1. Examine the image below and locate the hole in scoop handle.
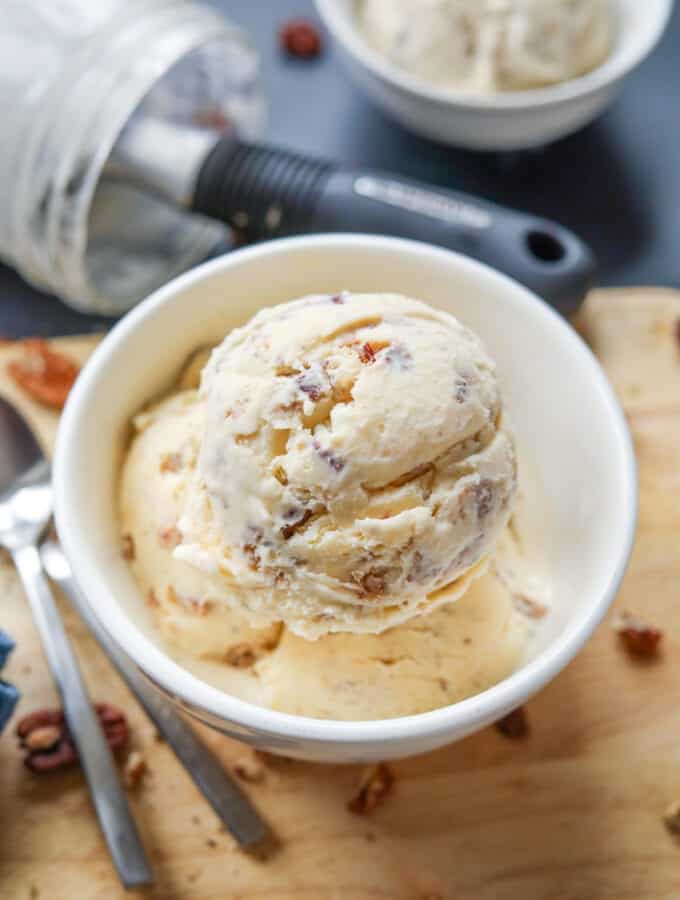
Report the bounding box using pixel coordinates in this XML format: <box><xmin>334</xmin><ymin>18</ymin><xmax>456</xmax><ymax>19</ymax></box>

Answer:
<box><xmin>192</xmin><ymin>137</ymin><xmax>595</xmax><ymax>317</ymax></box>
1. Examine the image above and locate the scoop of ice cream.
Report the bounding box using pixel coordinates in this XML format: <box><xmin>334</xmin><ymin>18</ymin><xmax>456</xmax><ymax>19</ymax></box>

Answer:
<box><xmin>357</xmin><ymin>0</ymin><xmax>612</xmax><ymax>93</ymax></box>
<box><xmin>176</xmin><ymin>292</ymin><xmax>517</xmax><ymax>638</ymax></box>
<box><xmin>255</xmin><ymin>573</ymin><xmax>527</xmax><ymax>719</ymax></box>
<box><xmin>119</xmin><ymin>392</ymin><xmax>280</xmax><ymax>664</ymax></box>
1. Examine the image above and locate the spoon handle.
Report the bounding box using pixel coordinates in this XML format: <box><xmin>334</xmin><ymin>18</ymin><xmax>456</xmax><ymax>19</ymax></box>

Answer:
<box><xmin>41</xmin><ymin>541</ymin><xmax>270</xmax><ymax>850</ymax></box>
<box><xmin>12</xmin><ymin>544</ymin><xmax>153</xmax><ymax>890</ymax></box>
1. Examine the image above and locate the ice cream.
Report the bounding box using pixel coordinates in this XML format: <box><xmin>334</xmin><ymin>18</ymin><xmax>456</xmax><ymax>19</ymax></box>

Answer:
<box><xmin>119</xmin><ymin>391</ymin><xmax>281</xmax><ymax>669</ymax></box>
<box><xmin>119</xmin><ymin>291</ymin><xmax>551</xmax><ymax>719</ymax></box>
<box><xmin>176</xmin><ymin>293</ymin><xmax>517</xmax><ymax>638</ymax></box>
<box><xmin>255</xmin><ymin>573</ymin><xmax>527</xmax><ymax>719</ymax></box>
<box><xmin>118</xmin><ymin>387</ymin><xmax>534</xmax><ymax>717</ymax></box>
<box><xmin>356</xmin><ymin>0</ymin><xmax>612</xmax><ymax>94</ymax></box>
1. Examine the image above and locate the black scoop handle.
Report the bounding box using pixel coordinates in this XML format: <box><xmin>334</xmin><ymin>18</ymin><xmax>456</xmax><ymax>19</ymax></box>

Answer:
<box><xmin>193</xmin><ymin>136</ymin><xmax>594</xmax><ymax>317</ymax></box>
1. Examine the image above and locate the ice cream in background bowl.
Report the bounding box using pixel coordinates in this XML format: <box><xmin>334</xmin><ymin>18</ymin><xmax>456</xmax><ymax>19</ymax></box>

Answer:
<box><xmin>55</xmin><ymin>236</ymin><xmax>636</xmax><ymax>761</ymax></box>
<box><xmin>356</xmin><ymin>0</ymin><xmax>613</xmax><ymax>94</ymax></box>
<box><xmin>314</xmin><ymin>0</ymin><xmax>673</xmax><ymax>149</ymax></box>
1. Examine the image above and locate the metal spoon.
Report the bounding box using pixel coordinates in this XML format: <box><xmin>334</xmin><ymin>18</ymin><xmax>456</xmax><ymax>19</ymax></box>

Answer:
<box><xmin>40</xmin><ymin>538</ymin><xmax>270</xmax><ymax>851</ymax></box>
<box><xmin>0</xmin><ymin>398</ymin><xmax>152</xmax><ymax>889</ymax></box>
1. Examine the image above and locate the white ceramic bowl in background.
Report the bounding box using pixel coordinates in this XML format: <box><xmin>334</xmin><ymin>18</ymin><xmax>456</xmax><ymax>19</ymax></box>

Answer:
<box><xmin>55</xmin><ymin>235</ymin><xmax>636</xmax><ymax>762</ymax></box>
<box><xmin>314</xmin><ymin>0</ymin><xmax>673</xmax><ymax>150</ymax></box>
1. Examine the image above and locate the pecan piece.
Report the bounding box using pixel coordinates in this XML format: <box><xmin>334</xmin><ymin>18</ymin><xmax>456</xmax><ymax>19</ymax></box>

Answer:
<box><xmin>225</xmin><ymin>643</ymin><xmax>256</xmax><ymax>668</ymax></box>
<box><xmin>120</xmin><ymin>532</ymin><xmax>135</xmax><ymax>561</ymax></box>
<box><xmin>348</xmin><ymin>763</ymin><xmax>394</xmax><ymax>815</ymax></box>
<box><xmin>160</xmin><ymin>452</ymin><xmax>183</xmax><ymax>474</ymax></box>
<box><xmin>17</xmin><ymin>704</ymin><xmax>128</xmax><ymax>773</ymax></box>
<box><xmin>614</xmin><ymin>611</ymin><xmax>663</xmax><ymax>658</ymax></box>
<box><xmin>663</xmin><ymin>801</ymin><xmax>680</xmax><ymax>837</ymax></box>
<box><xmin>123</xmin><ymin>750</ymin><xmax>148</xmax><ymax>789</ymax></box>
<box><xmin>495</xmin><ymin>706</ymin><xmax>529</xmax><ymax>739</ymax></box>
<box><xmin>357</xmin><ymin>340</ymin><xmax>390</xmax><ymax>365</ymax></box>
<box><xmin>313</xmin><ymin>439</ymin><xmax>344</xmax><ymax>473</ymax></box>
<box><xmin>233</xmin><ymin>753</ymin><xmax>265</xmax><ymax>783</ymax></box>
<box><xmin>280</xmin><ymin>19</ymin><xmax>323</xmax><ymax>59</ymax></box>
<box><xmin>280</xmin><ymin>507</ymin><xmax>316</xmax><ymax>540</ymax></box>
<box><xmin>7</xmin><ymin>339</ymin><xmax>79</xmax><ymax>409</ymax></box>
<box><xmin>513</xmin><ymin>593</ymin><xmax>548</xmax><ymax>620</ymax></box>
<box><xmin>159</xmin><ymin>525</ymin><xmax>182</xmax><ymax>549</ymax></box>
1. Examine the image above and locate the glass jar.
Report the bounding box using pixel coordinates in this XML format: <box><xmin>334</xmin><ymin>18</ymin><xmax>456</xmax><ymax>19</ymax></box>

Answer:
<box><xmin>0</xmin><ymin>0</ymin><xmax>266</xmax><ymax>313</ymax></box>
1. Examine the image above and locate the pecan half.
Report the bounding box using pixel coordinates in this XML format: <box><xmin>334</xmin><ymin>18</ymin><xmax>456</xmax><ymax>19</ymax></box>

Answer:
<box><xmin>347</xmin><ymin>763</ymin><xmax>394</xmax><ymax>815</ymax></box>
<box><xmin>17</xmin><ymin>704</ymin><xmax>128</xmax><ymax>773</ymax></box>
<box><xmin>7</xmin><ymin>339</ymin><xmax>79</xmax><ymax>410</ymax></box>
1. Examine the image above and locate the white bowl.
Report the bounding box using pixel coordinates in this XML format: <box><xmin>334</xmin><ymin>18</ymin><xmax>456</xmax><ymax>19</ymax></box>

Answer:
<box><xmin>315</xmin><ymin>0</ymin><xmax>673</xmax><ymax>150</ymax></box>
<box><xmin>55</xmin><ymin>235</ymin><xmax>636</xmax><ymax>762</ymax></box>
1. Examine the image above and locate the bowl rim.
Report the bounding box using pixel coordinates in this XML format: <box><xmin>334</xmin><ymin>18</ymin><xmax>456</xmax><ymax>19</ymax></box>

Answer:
<box><xmin>55</xmin><ymin>234</ymin><xmax>637</xmax><ymax>747</ymax></box>
<box><xmin>314</xmin><ymin>0</ymin><xmax>674</xmax><ymax>112</ymax></box>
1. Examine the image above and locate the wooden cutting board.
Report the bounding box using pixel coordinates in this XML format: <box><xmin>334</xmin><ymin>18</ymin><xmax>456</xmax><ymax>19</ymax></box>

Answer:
<box><xmin>2</xmin><ymin>288</ymin><xmax>680</xmax><ymax>900</ymax></box>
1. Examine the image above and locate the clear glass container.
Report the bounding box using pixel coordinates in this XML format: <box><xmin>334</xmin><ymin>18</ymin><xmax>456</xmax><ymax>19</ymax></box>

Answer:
<box><xmin>0</xmin><ymin>0</ymin><xmax>266</xmax><ymax>313</ymax></box>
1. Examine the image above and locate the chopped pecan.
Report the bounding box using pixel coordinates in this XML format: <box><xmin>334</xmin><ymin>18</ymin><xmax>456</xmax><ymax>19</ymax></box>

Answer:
<box><xmin>273</xmin><ymin>464</ymin><xmax>289</xmax><ymax>486</ymax></box>
<box><xmin>330</xmin><ymin>293</ymin><xmax>345</xmax><ymax>305</ymax></box>
<box><xmin>233</xmin><ymin>753</ymin><xmax>265</xmax><ymax>783</ymax></box>
<box><xmin>123</xmin><ymin>750</ymin><xmax>148</xmax><ymax>789</ymax></box>
<box><xmin>159</xmin><ymin>525</ymin><xmax>182</xmax><ymax>549</ymax></box>
<box><xmin>121</xmin><ymin>532</ymin><xmax>136</xmax><ymax>561</ymax></box>
<box><xmin>243</xmin><ymin>543</ymin><xmax>261</xmax><ymax>570</ymax></box>
<box><xmin>17</xmin><ymin>704</ymin><xmax>128</xmax><ymax>773</ymax></box>
<box><xmin>513</xmin><ymin>593</ymin><xmax>548</xmax><ymax>620</ymax></box>
<box><xmin>296</xmin><ymin>371</ymin><xmax>325</xmax><ymax>401</ymax></box>
<box><xmin>359</xmin><ymin>569</ymin><xmax>388</xmax><ymax>596</ymax></box>
<box><xmin>7</xmin><ymin>339</ymin><xmax>79</xmax><ymax>409</ymax></box>
<box><xmin>663</xmin><ymin>801</ymin><xmax>680</xmax><ymax>837</ymax></box>
<box><xmin>614</xmin><ymin>611</ymin><xmax>662</xmax><ymax>658</ymax></box>
<box><xmin>357</xmin><ymin>340</ymin><xmax>390</xmax><ymax>365</ymax></box>
<box><xmin>160</xmin><ymin>452</ymin><xmax>183</xmax><ymax>474</ymax></box>
<box><xmin>146</xmin><ymin>588</ymin><xmax>160</xmax><ymax>608</ymax></box>
<box><xmin>313</xmin><ymin>439</ymin><xmax>345</xmax><ymax>473</ymax></box>
<box><xmin>280</xmin><ymin>507</ymin><xmax>317</xmax><ymax>540</ymax></box>
<box><xmin>275</xmin><ymin>363</ymin><xmax>301</xmax><ymax>377</ymax></box>
<box><xmin>347</xmin><ymin>763</ymin><xmax>394</xmax><ymax>815</ymax></box>
<box><xmin>225</xmin><ymin>643</ymin><xmax>256</xmax><ymax>668</ymax></box>
<box><xmin>475</xmin><ymin>480</ymin><xmax>495</xmax><ymax>519</ymax></box>
<box><xmin>280</xmin><ymin>19</ymin><xmax>323</xmax><ymax>59</ymax></box>
<box><xmin>495</xmin><ymin>706</ymin><xmax>529</xmax><ymax>739</ymax></box>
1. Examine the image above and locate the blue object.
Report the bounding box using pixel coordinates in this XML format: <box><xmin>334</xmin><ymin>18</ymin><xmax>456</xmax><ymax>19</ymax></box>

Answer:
<box><xmin>0</xmin><ymin>630</ymin><xmax>19</xmax><ymax>732</ymax></box>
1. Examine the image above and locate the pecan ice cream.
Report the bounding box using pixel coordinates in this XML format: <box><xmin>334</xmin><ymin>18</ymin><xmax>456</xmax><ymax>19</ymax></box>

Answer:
<box><xmin>119</xmin><ymin>291</ymin><xmax>551</xmax><ymax>719</ymax></box>
<box><xmin>175</xmin><ymin>293</ymin><xmax>517</xmax><ymax>638</ymax></box>
<box><xmin>119</xmin><ymin>392</ymin><xmax>281</xmax><ymax>669</ymax></box>
<box><xmin>356</xmin><ymin>0</ymin><xmax>612</xmax><ymax>94</ymax></box>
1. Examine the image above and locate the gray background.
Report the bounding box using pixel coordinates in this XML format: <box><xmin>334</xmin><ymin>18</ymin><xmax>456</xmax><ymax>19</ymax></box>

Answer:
<box><xmin>1</xmin><ymin>0</ymin><xmax>678</xmax><ymax>336</ymax></box>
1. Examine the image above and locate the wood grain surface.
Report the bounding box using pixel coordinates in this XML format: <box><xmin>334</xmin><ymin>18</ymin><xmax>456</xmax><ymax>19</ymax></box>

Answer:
<box><xmin>2</xmin><ymin>289</ymin><xmax>680</xmax><ymax>900</ymax></box>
